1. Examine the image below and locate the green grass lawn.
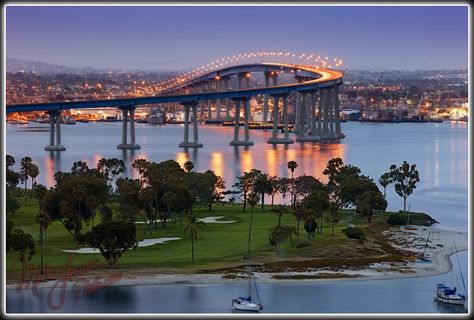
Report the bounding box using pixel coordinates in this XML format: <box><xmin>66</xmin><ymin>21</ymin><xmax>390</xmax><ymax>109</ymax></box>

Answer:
<box><xmin>8</xmin><ymin>197</ymin><xmax>413</xmax><ymax>276</ymax></box>
<box><xmin>6</xmin><ymin>198</ymin><xmax>360</xmax><ymax>272</ymax></box>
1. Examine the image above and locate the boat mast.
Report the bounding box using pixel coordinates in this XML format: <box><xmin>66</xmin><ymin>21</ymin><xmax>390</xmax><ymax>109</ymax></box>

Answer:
<box><xmin>453</xmin><ymin>242</ymin><xmax>467</xmax><ymax>296</ymax></box>
<box><xmin>421</xmin><ymin>231</ymin><xmax>431</xmax><ymax>257</ymax></box>
<box><xmin>253</xmin><ymin>274</ymin><xmax>262</xmax><ymax>305</ymax></box>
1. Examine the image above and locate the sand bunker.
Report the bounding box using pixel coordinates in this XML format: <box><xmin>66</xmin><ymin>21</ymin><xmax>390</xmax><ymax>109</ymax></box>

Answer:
<box><xmin>198</xmin><ymin>216</ymin><xmax>235</xmax><ymax>224</ymax></box>
<box><xmin>61</xmin><ymin>237</ymin><xmax>181</xmax><ymax>254</ymax></box>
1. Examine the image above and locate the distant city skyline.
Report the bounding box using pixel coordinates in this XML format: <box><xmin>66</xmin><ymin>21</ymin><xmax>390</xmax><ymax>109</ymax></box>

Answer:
<box><xmin>6</xmin><ymin>5</ymin><xmax>469</xmax><ymax>71</ymax></box>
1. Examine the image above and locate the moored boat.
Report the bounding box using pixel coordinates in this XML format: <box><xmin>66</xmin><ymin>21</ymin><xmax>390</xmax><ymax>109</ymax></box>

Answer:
<box><xmin>435</xmin><ymin>284</ymin><xmax>466</xmax><ymax>305</ymax></box>
<box><xmin>231</xmin><ymin>272</ymin><xmax>263</xmax><ymax>312</ymax></box>
<box><xmin>434</xmin><ymin>242</ymin><xmax>467</xmax><ymax>306</ymax></box>
<box><xmin>232</xmin><ymin>297</ymin><xmax>263</xmax><ymax>312</ymax></box>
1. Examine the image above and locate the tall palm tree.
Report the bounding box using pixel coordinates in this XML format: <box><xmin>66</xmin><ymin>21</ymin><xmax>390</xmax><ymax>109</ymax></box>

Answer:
<box><xmin>20</xmin><ymin>156</ymin><xmax>33</xmax><ymax>202</ymax></box>
<box><xmin>33</xmin><ymin>184</ymin><xmax>51</xmax><ymax>274</ymax></box>
<box><xmin>184</xmin><ymin>215</ymin><xmax>206</xmax><ymax>264</ymax></box>
<box><xmin>378</xmin><ymin>172</ymin><xmax>392</xmax><ymax>199</ymax></box>
<box><xmin>287</xmin><ymin>161</ymin><xmax>298</xmax><ymax>179</ymax></box>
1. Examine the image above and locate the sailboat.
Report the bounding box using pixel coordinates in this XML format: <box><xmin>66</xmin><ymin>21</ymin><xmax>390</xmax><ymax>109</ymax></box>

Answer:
<box><xmin>416</xmin><ymin>231</ymin><xmax>432</xmax><ymax>263</ymax></box>
<box><xmin>434</xmin><ymin>242</ymin><xmax>467</xmax><ymax>305</ymax></box>
<box><xmin>232</xmin><ymin>272</ymin><xmax>263</xmax><ymax>312</ymax></box>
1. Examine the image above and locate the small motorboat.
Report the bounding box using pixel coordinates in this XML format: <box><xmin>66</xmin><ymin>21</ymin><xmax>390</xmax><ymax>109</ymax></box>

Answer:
<box><xmin>435</xmin><ymin>284</ymin><xmax>466</xmax><ymax>305</ymax></box>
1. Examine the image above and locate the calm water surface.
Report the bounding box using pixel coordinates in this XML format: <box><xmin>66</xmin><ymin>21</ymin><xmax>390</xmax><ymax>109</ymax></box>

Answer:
<box><xmin>5</xmin><ymin>122</ymin><xmax>469</xmax><ymax>313</ymax></box>
<box><xmin>6</xmin><ymin>121</ymin><xmax>468</xmax><ymax>231</ymax></box>
<box><xmin>6</xmin><ymin>251</ymin><xmax>468</xmax><ymax>313</ymax></box>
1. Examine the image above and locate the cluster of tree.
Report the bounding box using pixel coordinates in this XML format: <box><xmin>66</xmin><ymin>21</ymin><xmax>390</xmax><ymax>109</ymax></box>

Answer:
<box><xmin>6</xmin><ymin>155</ymin><xmax>223</xmax><ymax>267</ymax></box>
<box><xmin>238</xmin><ymin>157</ymin><xmax>404</xmax><ymax>254</ymax></box>
<box><xmin>6</xmin><ymin>153</ymin><xmax>420</xmax><ymax>266</ymax></box>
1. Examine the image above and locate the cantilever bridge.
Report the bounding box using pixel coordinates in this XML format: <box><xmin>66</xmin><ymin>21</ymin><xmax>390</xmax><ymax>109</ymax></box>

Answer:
<box><xmin>6</xmin><ymin>62</ymin><xmax>344</xmax><ymax>151</ymax></box>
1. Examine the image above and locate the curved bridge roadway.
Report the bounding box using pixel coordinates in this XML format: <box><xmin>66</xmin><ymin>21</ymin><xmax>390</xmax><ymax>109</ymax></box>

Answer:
<box><xmin>6</xmin><ymin>63</ymin><xmax>344</xmax><ymax>150</ymax></box>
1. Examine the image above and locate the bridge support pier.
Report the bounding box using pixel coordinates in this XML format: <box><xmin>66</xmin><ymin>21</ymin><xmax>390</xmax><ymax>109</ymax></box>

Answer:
<box><xmin>224</xmin><ymin>78</ymin><xmax>231</xmax><ymax>120</ymax></box>
<box><xmin>267</xmin><ymin>94</ymin><xmax>293</xmax><ymax>144</ymax></box>
<box><xmin>318</xmin><ymin>87</ymin><xmax>343</xmax><ymax>141</ymax></box>
<box><xmin>230</xmin><ymin>97</ymin><xmax>253</xmax><ymax>146</ymax></box>
<box><xmin>215</xmin><ymin>79</ymin><xmax>221</xmax><ymax>121</ymax></box>
<box><xmin>263</xmin><ymin>72</ymin><xmax>270</xmax><ymax>123</ymax></box>
<box><xmin>117</xmin><ymin>106</ymin><xmax>141</xmax><ymax>149</ymax></box>
<box><xmin>207</xmin><ymin>80</ymin><xmax>213</xmax><ymax>120</ymax></box>
<box><xmin>180</xmin><ymin>101</ymin><xmax>202</xmax><ymax>148</ymax></box>
<box><xmin>333</xmin><ymin>85</ymin><xmax>345</xmax><ymax>139</ymax></box>
<box><xmin>296</xmin><ymin>91</ymin><xmax>320</xmax><ymax>142</ymax></box>
<box><xmin>45</xmin><ymin>110</ymin><xmax>66</xmax><ymax>151</ymax></box>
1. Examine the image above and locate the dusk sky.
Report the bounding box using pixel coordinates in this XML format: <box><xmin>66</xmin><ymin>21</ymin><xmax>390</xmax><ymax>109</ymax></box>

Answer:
<box><xmin>6</xmin><ymin>5</ymin><xmax>469</xmax><ymax>71</ymax></box>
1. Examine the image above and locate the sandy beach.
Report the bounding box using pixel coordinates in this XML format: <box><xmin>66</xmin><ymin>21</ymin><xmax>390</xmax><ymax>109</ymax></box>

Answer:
<box><xmin>6</xmin><ymin>225</ymin><xmax>468</xmax><ymax>290</ymax></box>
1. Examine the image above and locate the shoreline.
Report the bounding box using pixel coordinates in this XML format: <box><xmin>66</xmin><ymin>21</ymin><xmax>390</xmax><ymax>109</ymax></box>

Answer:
<box><xmin>6</xmin><ymin>226</ymin><xmax>468</xmax><ymax>290</ymax></box>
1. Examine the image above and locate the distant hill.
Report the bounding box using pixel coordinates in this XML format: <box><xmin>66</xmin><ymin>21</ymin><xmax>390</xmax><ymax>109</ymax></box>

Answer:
<box><xmin>6</xmin><ymin>58</ymin><xmax>107</xmax><ymax>74</ymax></box>
<box><xmin>6</xmin><ymin>58</ymin><xmax>184</xmax><ymax>75</ymax></box>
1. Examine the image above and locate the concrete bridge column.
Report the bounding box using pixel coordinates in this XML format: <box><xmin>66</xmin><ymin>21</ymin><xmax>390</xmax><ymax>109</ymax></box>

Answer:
<box><xmin>333</xmin><ymin>85</ymin><xmax>345</xmax><ymax>139</ymax></box>
<box><xmin>180</xmin><ymin>101</ymin><xmax>202</xmax><ymax>148</ymax></box>
<box><xmin>271</xmin><ymin>95</ymin><xmax>279</xmax><ymax>140</ymax></box>
<box><xmin>216</xmin><ymin>79</ymin><xmax>221</xmax><ymax>121</ymax></box>
<box><xmin>317</xmin><ymin>90</ymin><xmax>323</xmax><ymax>136</ymax></box>
<box><xmin>232</xmin><ymin>99</ymin><xmax>241</xmax><ymax>143</ymax></box>
<box><xmin>296</xmin><ymin>91</ymin><xmax>320</xmax><ymax>143</ymax></box>
<box><xmin>306</xmin><ymin>93</ymin><xmax>312</xmax><ymax>130</ymax></box>
<box><xmin>230</xmin><ymin>97</ymin><xmax>253</xmax><ymax>146</ymax></box>
<box><xmin>243</xmin><ymin>97</ymin><xmax>251</xmax><ymax>144</ymax></box>
<box><xmin>200</xmin><ymin>82</ymin><xmax>206</xmax><ymax>120</ymax></box>
<box><xmin>294</xmin><ymin>91</ymin><xmax>302</xmax><ymax>133</ymax></box>
<box><xmin>207</xmin><ymin>80</ymin><xmax>213</xmax><ymax>120</ymax></box>
<box><xmin>130</xmin><ymin>109</ymin><xmax>136</xmax><ymax>145</ymax></box>
<box><xmin>45</xmin><ymin>110</ymin><xmax>66</xmax><ymax>151</ymax></box>
<box><xmin>310</xmin><ymin>92</ymin><xmax>318</xmax><ymax>136</ymax></box>
<box><xmin>49</xmin><ymin>113</ymin><xmax>55</xmax><ymax>146</ymax></box>
<box><xmin>224</xmin><ymin>78</ymin><xmax>230</xmax><ymax>120</ymax></box>
<box><xmin>121</xmin><ymin>109</ymin><xmax>128</xmax><ymax>144</ymax></box>
<box><xmin>329</xmin><ymin>88</ymin><xmax>335</xmax><ymax>137</ymax></box>
<box><xmin>117</xmin><ymin>106</ymin><xmax>141</xmax><ymax>149</ymax></box>
<box><xmin>320</xmin><ymin>88</ymin><xmax>336</xmax><ymax>141</ymax></box>
<box><xmin>282</xmin><ymin>95</ymin><xmax>292</xmax><ymax>141</ymax></box>
<box><xmin>192</xmin><ymin>103</ymin><xmax>202</xmax><ymax>145</ymax></box>
<box><xmin>320</xmin><ymin>88</ymin><xmax>329</xmax><ymax>139</ymax></box>
<box><xmin>267</xmin><ymin>94</ymin><xmax>294</xmax><ymax>145</ymax></box>
<box><xmin>300</xmin><ymin>93</ymin><xmax>309</xmax><ymax>135</ymax></box>
<box><xmin>263</xmin><ymin>72</ymin><xmax>271</xmax><ymax>123</ymax></box>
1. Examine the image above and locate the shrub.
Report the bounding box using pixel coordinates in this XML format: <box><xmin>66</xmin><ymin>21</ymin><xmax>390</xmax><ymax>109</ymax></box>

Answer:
<box><xmin>342</xmin><ymin>227</ymin><xmax>365</xmax><ymax>240</ymax></box>
<box><xmin>295</xmin><ymin>240</ymin><xmax>312</xmax><ymax>248</ymax></box>
<box><xmin>387</xmin><ymin>212</ymin><xmax>438</xmax><ymax>226</ymax></box>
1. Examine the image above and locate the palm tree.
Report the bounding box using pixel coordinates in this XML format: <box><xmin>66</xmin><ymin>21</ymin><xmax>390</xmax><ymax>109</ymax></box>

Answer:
<box><xmin>184</xmin><ymin>215</ymin><xmax>206</xmax><ymax>264</ymax></box>
<box><xmin>29</xmin><ymin>163</ymin><xmax>39</xmax><ymax>189</ymax></box>
<box><xmin>20</xmin><ymin>156</ymin><xmax>33</xmax><ymax>202</ymax></box>
<box><xmin>253</xmin><ymin>173</ymin><xmax>272</xmax><ymax>211</ymax></box>
<box><xmin>246</xmin><ymin>192</ymin><xmax>259</xmax><ymax>259</ymax></box>
<box><xmin>379</xmin><ymin>172</ymin><xmax>392</xmax><ymax>199</ymax></box>
<box><xmin>183</xmin><ymin>160</ymin><xmax>194</xmax><ymax>173</ymax></box>
<box><xmin>33</xmin><ymin>184</ymin><xmax>51</xmax><ymax>274</ymax></box>
<box><xmin>287</xmin><ymin>161</ymin><xmax>298</xmax><ymax>179</ymax></box>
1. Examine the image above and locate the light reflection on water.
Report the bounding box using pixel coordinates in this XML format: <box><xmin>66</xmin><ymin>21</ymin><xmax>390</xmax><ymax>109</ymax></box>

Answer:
<box><xmin>6</xmin><ymin>121</ymin><xmax>468</xmax><ymax>231</ymax></box>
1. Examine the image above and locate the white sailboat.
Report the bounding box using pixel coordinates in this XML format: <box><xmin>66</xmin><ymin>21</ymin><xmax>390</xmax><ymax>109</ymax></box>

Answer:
<box><xmin>232</xmin><ymin>272</ymin><xmax>263</xmax><ymax>312</ymax></box>
<box><xmin>434</xmin><ymin>242</ymin><xmax>467</xmax><ymax>306</ymax></box>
